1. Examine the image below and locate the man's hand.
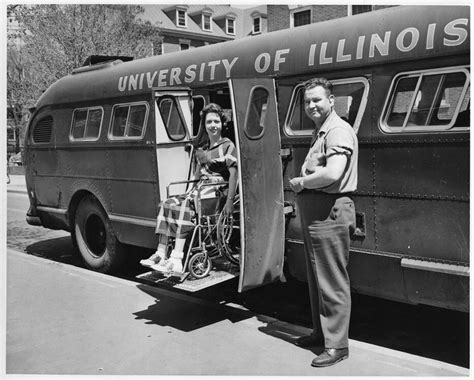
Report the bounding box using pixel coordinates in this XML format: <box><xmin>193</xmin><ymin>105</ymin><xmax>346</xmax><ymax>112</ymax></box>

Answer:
<box><xmin>289</xmin><ymin>177</ymin><xmax>304</xmax><ymax>193</ymax></box>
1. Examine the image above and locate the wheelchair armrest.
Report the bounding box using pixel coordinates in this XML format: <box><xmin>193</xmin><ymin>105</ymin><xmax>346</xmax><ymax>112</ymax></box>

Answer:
<box><xmin>167</xmin><ymin>179</ymin><xmax>200</xmax><ymax>198</ymax></box>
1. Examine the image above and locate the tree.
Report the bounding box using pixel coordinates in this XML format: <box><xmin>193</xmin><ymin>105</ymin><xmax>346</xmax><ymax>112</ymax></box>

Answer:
<box><xmin>7</xmin><ymin>4</ymin><xmax>161</xmax><ymax>151</ymax></box>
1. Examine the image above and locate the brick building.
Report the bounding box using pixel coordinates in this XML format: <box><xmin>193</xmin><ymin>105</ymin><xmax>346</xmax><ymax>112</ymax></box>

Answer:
<box><xmin>140</xmin><ymin>4</ymin><xmax>396</xmax><ymax>55</ymax></box>
<box><xmin>267</xmin><ymin>4</ymin><xmax>396</xmax><ymax>32</ymax></box>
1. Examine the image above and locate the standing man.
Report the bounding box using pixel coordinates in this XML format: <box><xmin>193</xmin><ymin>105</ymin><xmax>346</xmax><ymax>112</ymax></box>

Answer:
<box><xmin>289</xmin><ymin>77</ymin><xmax>358</xmax><ymax>367</ymax></box>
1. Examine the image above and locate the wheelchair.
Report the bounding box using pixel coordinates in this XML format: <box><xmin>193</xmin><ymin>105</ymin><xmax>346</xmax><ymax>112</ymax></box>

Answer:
<box><xmin>165</xmin><ymin>179</ymin><xmax>240</xmax><ymax>280</ymax></box>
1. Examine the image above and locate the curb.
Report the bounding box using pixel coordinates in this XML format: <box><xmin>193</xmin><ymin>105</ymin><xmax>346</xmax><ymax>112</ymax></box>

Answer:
<box><xmin>7</xmin><ymin>188</ymin><xmax>27</xmax><ymax>194</ymax></box>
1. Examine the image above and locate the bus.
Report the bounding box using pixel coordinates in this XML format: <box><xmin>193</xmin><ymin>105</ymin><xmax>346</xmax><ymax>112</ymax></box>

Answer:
<box><xmin>24</xmin><ymin>5</ymin><xmax>469</xmax><ymax>312</ymax></box>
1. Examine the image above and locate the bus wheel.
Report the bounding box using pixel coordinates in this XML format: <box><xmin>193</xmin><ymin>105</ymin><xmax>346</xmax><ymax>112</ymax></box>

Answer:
<box><xmin>74</xmin><ymin>195</ymin><xmax>125</xmax><ymax>274</ymax></box>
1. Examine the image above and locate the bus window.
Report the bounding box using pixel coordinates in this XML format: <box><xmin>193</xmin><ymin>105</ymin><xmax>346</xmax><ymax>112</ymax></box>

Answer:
<box><xmin>70</xmin><ymin>107</ymin><xmax>103</xmax><ymax>141</ymax></box>
<box><xmin>381</xmin><ymin>67</ymin><xmax>470</xmax><ymax>132</ymax></box>
<box><xmin>244</xmin><ymin>86</ymin><xmax>268</xmax><ymax>139</ymax></box>
<box><xmin>158</xmin><ymin>97</ymin><xmax>187</xmax><ymax>141</ymax></box>
<box><xmin>109</xmin><ymin>102</ymin><xmax>148</xmax><ymax>140</ymax></box>
<box><xmin>285</xmin><ymin>78</ymin><xmax>368</xmax><ymax>135</ymax></box>
<box><xmin>192</xmin><ymin>96</ymin><xmax>205</xmax><ymax>137</ymax></box>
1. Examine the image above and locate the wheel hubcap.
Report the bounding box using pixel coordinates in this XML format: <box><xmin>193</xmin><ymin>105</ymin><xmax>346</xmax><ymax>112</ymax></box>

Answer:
<box><xmin>85</xmin><ymin>213</ymin><xmax>106</xmax><ymax>258</ymax></box>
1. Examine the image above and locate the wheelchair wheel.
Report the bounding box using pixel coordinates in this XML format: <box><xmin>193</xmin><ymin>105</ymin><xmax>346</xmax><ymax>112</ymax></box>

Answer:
<box><xmin>217</xmin><ymin>198</ymin><xmax>240</xmax><ymax>265</ymax></box>
<box><xmin>188</xmin><ymin>252</ymin><xmax>212</xmax><ymax>279</ymax></box>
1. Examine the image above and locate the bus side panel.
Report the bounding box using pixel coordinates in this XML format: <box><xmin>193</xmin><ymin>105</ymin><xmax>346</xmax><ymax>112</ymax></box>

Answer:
<box><xmin>27</xmin><ymin>108</ymin><xmax>59</xmax><ymax>208</ymax></box>
<box><xmin>374</xmin><ymin>142</ymin><xmax>469</xmax><ymax>263</ymax></box>
<box><xmin>31</xmin><ymin>147</ymin><xmax>59</xmax><ymax>206</ymax></box>
<box><xmin>105</xmin><ymin>99</ymin><xmax>160</xmax><ymax>249</ymax></box>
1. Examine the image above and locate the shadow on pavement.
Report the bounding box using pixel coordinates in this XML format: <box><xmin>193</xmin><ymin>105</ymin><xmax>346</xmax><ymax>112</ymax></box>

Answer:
<box><xmin>17</xmin><ymin>234</ymin><xmax>469</xmax><ymax>368</ymax></box>
<box><xmin>25</xmin><ymin>236</ymin><xmax>84</xmax><ymax>267</ymax></box>
<box><xmin>134</xmin><ymin>283</ymin><xmax>254</xmax><ymax>332</ymax></box>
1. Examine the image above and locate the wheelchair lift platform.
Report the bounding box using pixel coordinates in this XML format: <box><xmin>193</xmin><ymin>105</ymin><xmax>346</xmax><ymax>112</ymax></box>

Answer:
<box><xmin>136</xmin><ymin>258</ymin><xmax>239</xmax><ymax>292</ymax></box>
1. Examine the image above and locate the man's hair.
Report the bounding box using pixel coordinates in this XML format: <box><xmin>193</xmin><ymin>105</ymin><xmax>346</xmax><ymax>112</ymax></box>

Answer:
<box><xmin>303</xmin><ymin>77</ymin><xmax>333</xmax><ymax>96</ymax></box>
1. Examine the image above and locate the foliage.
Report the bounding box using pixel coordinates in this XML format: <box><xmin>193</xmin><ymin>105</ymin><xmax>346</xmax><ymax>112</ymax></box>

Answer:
<box><xmin>7</xmin><ymin>4</ymin><xmax>161</xmax><ymax>148</ymax></box>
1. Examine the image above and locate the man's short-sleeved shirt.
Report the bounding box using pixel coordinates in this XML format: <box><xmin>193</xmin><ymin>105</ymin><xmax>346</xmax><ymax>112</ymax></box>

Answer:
<box><xmin>301</xmin><ymin>110</ymin><xmax>358</xmax><ymax>193</ymax></box>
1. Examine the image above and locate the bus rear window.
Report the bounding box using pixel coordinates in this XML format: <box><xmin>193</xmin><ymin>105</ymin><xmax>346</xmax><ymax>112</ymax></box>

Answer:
<box><xmin>109</xmin><ymin>102</ymin><xmax>148</xmax><ymax>140</ymax></box>
<box><xmin>70</xmin><ymin>107</ymin><xmax>103</xmax><ymax>141</ymax></box>
<box><xmin>381</xmin><ymin>68</ymin><xmax>470</xmax><ymax>133</ymax></box>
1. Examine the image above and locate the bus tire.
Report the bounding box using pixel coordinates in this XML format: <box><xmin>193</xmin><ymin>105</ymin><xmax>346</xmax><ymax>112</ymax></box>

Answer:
<box><xmin>74</xmin><ymin>195</ymin><xmax>125</xmax><ymax>274</ymax></box>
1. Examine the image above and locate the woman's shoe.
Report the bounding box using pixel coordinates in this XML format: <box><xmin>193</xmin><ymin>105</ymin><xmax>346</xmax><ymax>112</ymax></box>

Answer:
<box><xmin>166</xmin><ymin>258</ymin><xmax>184</xmax><ymax>273</ymax></box>
<box><xmin>151</xmin><ymin>259</ymin><xmax>170</xmax><ymax>272</ymax></box>
<box><xmin>140</xmin><ymin>251</ymin><xmax>165</xmax><ymax>268</ymax></box>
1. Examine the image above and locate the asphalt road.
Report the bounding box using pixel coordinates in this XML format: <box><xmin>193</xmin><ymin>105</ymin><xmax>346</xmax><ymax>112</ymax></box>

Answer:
<box><xmin>6</xmin><ymin>191</ymin><xmax>470</xmax><ymax>370</ymax></box>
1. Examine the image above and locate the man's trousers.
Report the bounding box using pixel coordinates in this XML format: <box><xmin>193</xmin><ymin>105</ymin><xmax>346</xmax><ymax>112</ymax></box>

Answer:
<box><xmin>297</xmin><ymin>192</ymin><xmax>355</xmax><ymax>349</ymax></box>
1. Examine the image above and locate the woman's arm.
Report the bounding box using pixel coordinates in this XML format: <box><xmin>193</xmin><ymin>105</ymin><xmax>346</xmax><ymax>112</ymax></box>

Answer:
<box><xmin>224</xmin><ymin>166</ymin><xmax>238</xmax><ymax>216</ymax></box>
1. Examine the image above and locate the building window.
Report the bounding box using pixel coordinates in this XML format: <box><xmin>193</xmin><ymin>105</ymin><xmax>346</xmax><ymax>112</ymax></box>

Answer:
<box><xmin>177</xmin><ymin>9</ymin><xmax>187</xmax><ymax>27</ymax></box>
<box><xmin>292</xmin><ymin>8</ymin><xmax>311</xmax><ymax>28</ymax></box>
<box><xmin>253</xmin><ymin>16</ymin><xmax>261</xmax><ymax>34</ymax></box>
<box><xmin>381</xmin><ymin>68</ymin><xmax>470</xmax><ymax>133</ymax></box>
<box><xmin>226</xmin><ymin>18</ymin><xmax>235</xmax><ymax>35</ymax></box>
<box><xmin>351</xmin><ymin>5</ymin><xmax>373</xmax><ymax>15</ymax></box>
<box><xmin>179</xmin><ymin>39</ymin><xmax>190</xmax><ymax>51</ymax></box>
<box><xmin>203</xmin><ymin>13</ymin><xmax>212</xmax><ymax>31</ymax></box>
<box><xmin>153</xmin><ymin>40</ymin><xmax>163</xmax><ymax>56</ymax></box>
<box><xmin>7</xmin><ymin>128</ymin><xmax>15</xmax><ymax>142</ymax></box>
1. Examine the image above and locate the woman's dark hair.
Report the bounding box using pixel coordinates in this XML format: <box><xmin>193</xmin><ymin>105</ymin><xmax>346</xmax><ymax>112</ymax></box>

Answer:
<box><xmin>200</xmin><ymin>103</ymin><xmax>227</xmax><ymax>125</ymax></box>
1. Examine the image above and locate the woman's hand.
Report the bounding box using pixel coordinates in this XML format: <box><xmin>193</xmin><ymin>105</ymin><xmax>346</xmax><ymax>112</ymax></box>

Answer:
<box><xmin>195</xmin><ymin>147</ymin><xmax>210</xmax><ymax>164</ymax></box>
<box><xmin>224</xmin><ymin>198</ymin><xmax>234</xmax><ymax>217</ymax></box>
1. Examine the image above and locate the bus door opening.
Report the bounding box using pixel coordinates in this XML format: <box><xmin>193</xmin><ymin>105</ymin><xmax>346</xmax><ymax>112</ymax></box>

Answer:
<box><xmin>154</xmin><ymin>89</ymin><xmax>195</xmax><ymax>199</ymax></box>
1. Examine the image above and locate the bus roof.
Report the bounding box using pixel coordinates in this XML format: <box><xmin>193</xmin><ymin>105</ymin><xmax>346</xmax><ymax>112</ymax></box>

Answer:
<box><xmin>36</xmin><ymin>5</ymin><xmax>469</xmax><ymax>108</ymax></box>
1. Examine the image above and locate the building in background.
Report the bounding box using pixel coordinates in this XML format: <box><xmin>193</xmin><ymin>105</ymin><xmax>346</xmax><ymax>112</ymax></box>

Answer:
<box><xmin>139</xmin><ymin>4</ymin><xmax>268</xmax><ymax>55</ymax></box>
<box><xmin>267</xmin><ymin>4</ymin><xmax>395</xmax><ymax>32</ymax></box>
<box><xmin>139</xmin><ymin>4</ymin><xmax>395</xmax><ymax>54</ymax></box>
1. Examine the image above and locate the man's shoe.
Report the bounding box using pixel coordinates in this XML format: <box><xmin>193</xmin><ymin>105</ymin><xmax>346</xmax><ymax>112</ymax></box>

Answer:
<box><xmin>311</xmin><ymin>348</ymin><xmax>349</xmax><ymax>367</ymax></box>
<box><xmin>295</xmin><ymin>335</ymin><xmax>323</xmax><ymax>348</ymax></box>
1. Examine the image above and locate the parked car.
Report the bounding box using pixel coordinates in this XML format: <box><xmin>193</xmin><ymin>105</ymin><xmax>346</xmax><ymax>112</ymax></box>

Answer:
<box><xmin>9</xmin><ymin>152</ymin><xmax>23</xmax><ymax>166</ymax></box>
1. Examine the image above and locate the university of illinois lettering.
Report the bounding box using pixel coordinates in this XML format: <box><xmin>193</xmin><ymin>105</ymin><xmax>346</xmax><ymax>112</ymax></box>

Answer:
<box><xmin>117</xmin><ymin>17</ymin><xmax>468</xmax><ymax>92</ymax></box>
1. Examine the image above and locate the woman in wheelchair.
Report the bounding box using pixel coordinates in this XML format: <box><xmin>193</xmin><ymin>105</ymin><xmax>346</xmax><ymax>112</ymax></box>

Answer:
<box><xmin>140</xmin><ymin>103</ymin><xmax>238</xmax><ymax>273</ymax></box>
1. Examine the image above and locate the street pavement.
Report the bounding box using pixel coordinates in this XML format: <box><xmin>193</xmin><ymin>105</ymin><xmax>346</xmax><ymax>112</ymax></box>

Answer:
<box><xmin>6</xmin><ymin>248</ymin><xmax>468</xmax><ymax>376</ymax></box>
<box><xmin>6</xmin><ymin>174</ymin><xmax>26</xmax><ymax>194</ymax></box>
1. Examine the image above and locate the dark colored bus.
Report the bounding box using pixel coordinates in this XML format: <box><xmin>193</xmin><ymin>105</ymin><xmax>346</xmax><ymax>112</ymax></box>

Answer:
<box><xmin>24</xmin><ymin>5</ymin><xmax>469</xmax><ymax>311</ymax></box>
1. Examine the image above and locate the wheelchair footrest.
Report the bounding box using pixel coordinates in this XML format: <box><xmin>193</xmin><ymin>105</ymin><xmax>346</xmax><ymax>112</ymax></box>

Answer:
<box><xmin>137</xmin><ymin>270</ymin><xmax>190</xmax><ymax>284</ymax></box>
<box><xmin>136</xmin><ymin>264</ymin><xmax>238</xmax><ymax>292</ymax></box>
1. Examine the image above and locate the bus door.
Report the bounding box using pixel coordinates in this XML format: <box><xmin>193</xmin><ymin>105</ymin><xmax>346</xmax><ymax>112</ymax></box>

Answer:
<box><xmin>229</xmin><ymin>78</ymin><xmax>285</xmax><ymax>292</ymax></box>
<box><xmin>154</xmin><ymin>89</ymin><xmax>195</xmax><ymax>199</ymax></box>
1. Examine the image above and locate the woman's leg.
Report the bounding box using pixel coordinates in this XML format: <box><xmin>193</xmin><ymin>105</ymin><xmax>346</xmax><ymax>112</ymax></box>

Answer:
<box><xmin>140</xmin><ymin>235</ymin><xmax>168</xmax><ymax>267</ymax></box>
<box><xmin>162</xmin><ymin>238</ymin><xmax>185</xmax><ymax>273</ymax></box>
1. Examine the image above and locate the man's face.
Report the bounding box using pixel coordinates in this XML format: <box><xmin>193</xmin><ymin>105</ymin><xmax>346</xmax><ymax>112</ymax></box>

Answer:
<box><xmin>304</xmin><ymin>85</ymin><xmax>335</xmax><ymax>125</ymax></box>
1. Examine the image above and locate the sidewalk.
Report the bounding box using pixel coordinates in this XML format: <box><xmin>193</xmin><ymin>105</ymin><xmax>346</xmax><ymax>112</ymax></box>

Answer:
<box><xmin>7</xmin><ymin>174</ymin><xmax>27</xmax><ymax>194</ymax></box>
<box><xmin>6</xmin><ymin>248</ymin><xmax>469</xmax><ymax>376</ymax></box>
